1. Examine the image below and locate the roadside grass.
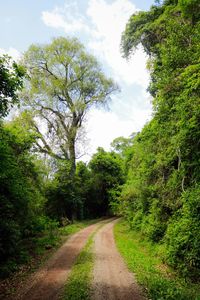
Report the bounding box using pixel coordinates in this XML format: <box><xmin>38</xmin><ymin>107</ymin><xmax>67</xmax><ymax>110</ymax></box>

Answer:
<box><xmin>114</xmin><ymin>220</ymin><xmax>200</xmax><ymax>300</ymax></box>
<box><xmin>34</xmin><ymin>219</ymin><xmax>100</xmax><ymax>255</ymax></box>
<box><xmin>0</xmin><ymin>219</ymin><xmax>100</xmax><ymax>300</ymax></box>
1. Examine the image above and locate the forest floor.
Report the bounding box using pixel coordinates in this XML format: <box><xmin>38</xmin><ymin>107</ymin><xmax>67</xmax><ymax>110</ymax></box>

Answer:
<box><xmin>8</xmin><ymin>218</ymin><xmax>145</xmax><ymax>300</ymax></box>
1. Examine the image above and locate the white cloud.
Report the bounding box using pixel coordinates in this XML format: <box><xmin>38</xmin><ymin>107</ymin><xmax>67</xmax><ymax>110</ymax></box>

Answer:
<box><xmin>41</xmin><ymin>0</ymin><xmax>149</xmax><ymax>88</ymax></box>
<box><xmin>86</xmin><ymin>0</ymin><xmax>149</xmax><ymax>87</ymax></box>
<box><xmin>42</xmin><ymin>3</ymin><xmax>90</xmax><ymax>34</ymax></box>
<box><xmin>85</xmin><ymin>103</ymin><xmax>151</xmax><ymax>155</ymax></box>
<box><xmin>85</xmin><ymin>108</ymin><xmax>134</xmax><ymax>154</ymax></box>
<box><xmin>42</xmin><ymin>11</ymin><xmax>67</xmax><ymax>29</ymax></box>
<box><xmin>0</xmin><ymin>47</ymin><xmax>21</xmax><ymax>61</ymax></box>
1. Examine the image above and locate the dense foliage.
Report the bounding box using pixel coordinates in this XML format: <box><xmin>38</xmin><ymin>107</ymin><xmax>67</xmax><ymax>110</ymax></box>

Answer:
<box><xmin>0</xmin><ymin>58</ymin><xmax>47</xmax><ymax>276</ymax></box>
<box><xmin>119</xmin><ymin>0</ymin><xmax>200</xmax><ymax>279</ymax></box>
<box><xmin>89</xmin><ymin>147</ymin><xmax>124</xmax><ymax>216</ymax></box>
<box><xmin>45</xmin><ymin>148</ymin><xmax>124</xmax><ymax>221</ymax></box>
<box><xmin>0</xmin><ymin>55</ymin><xmax>24</xmax><ymax>117</ymax></box>
<box><xmin>0</xmin><ymin>124</ymin><xmax>47</xmax><ymax>275</ymax></box>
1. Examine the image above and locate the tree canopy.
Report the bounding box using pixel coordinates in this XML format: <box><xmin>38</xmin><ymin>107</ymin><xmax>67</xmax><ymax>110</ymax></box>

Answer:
<box><xmin>21</xmin><ymin>37</ymin><xmax>118</xmax><ymax>174</ymax></box>
<box><xmin>0</xmin><ymin>55</ymin><xmax>25</xmax><ymax>118</ymax></box>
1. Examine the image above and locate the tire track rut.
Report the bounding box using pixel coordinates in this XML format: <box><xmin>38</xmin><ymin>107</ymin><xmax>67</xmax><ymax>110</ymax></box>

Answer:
<box><xmin>16</xmin><ymin>221</ymin><xmax>103</xmax><ymax>300</ymax></box>
<box><xmin>91</xmin><ymin>219</ymin><xmax>145</xmax><ymax>300</ymax></box>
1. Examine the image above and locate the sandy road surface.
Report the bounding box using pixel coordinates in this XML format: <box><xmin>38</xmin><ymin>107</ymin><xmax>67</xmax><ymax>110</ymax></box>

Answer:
<box><xmin>91</xmin><ymin>219</ymin><xmax>145</xmax><ymax>300</ymax></box>
<box><xmin>16</xmin><ymin>221</ymin><xmax>104</xmax><ymax>300</ymax></box>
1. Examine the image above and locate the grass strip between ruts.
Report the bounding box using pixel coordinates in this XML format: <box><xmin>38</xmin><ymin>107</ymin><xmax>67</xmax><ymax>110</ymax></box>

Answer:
<box><xmin>61</xmin><ymin>219</ymin><xmax>110</xmax><ymax>300</ymax></box>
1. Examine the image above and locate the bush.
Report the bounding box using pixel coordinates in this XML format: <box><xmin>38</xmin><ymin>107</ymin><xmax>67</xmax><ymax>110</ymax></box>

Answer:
<box><xmin>166</xmin><ymin>185</ymin><xmax>200</xmax><ymax>280</ymax></box>
<box><xmin>141</xmin><ymin>199</ymin><xmax>167</xmax><ymax>242</ymax></box>
<box><xmin>0</xmin><ymin>125</ymin><xmax>46</xmax><ymax>278</ymax></box>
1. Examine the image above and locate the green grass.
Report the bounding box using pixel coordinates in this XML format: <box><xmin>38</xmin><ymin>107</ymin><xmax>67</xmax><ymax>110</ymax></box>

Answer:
<box><xmin>62</xmin><ymin>219</ymin><xmax>110</xmax><ymax>300</ymax></box>
<box><xmin>114</xmin><ymin>220</ymin><xmax>200</xmax><ymax>300</ymax></box>
<box><xmin>58</xmin><ymin>219</ymin><xmax>100</xmax><ymax>236</ymax></box>
<box><xmin>34</xmin><ymin>219</ymin><xmax>101</xmax><ymax>256</ymax></box>
<box><xmin>62</xmin><ymin>236</ymin><xmax>94</xmax><ymax>300</ymax></box>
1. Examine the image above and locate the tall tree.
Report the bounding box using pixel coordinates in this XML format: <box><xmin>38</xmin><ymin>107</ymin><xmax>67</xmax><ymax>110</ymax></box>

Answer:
<box><xmin>21</xmin><ymin>37</ymin><xmax>118</xmax><ymax>175</ymax></box>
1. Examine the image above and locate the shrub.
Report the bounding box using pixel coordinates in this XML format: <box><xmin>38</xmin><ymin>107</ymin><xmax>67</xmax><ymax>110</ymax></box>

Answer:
<box><xmin>166</xmin><ymin>185</ymin><xmax>200</xmax><ymax>280</ymax></box>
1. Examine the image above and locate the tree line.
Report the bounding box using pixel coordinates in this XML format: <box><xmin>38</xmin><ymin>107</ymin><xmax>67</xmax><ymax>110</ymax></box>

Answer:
<box><xmin>117</xmin><ymin>0</ymin><xmax>200</xmax><ymax>280</ymax></box>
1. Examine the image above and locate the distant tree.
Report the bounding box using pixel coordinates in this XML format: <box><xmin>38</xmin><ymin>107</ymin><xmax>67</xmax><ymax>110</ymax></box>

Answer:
<box><xmin>111</xmin><ymin>133</ymin><xmax>137</xmax><ymax>171</ymax></box>
<box><xmin>21</xmin><ymin>37</ymin><xmax>118</xmax><ymax>175</ymax></box>
<box><xmin>75</xmin><ymin>161</ymin><xmax>92</xmax><ymax>219</ymax></box>
<box><xmin>111</xmin><ymin>135</ymin><xmax>133</xmax><ymax>154</ymax></box>
<box><xmin>0</xmin><ymin>55</ymin><xmax>24</xmax><ymax>118</ymax></box>
<box><xmin>45</xmin><ymin>160</ymin><xmax>78</xmax><ymax>221</ymax></box>
<box><xmin>89</xmin><ymin>148</ymin><xmax>124</xmax><ymax>216</ymax></box>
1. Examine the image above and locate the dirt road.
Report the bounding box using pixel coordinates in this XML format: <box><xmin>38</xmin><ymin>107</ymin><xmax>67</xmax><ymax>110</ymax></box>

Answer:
<box><xmin>16</xmin><ymin>222</ymin><xmax>102</xmax><ymax>300</ymax></box>
<box><xmin>91</xmin><ymin>219</ymin><xmax>145</xmax><ymax>300</ymax></box>
<box><xmin>14</xmin><ymin>219</ymin><xmax>144</xmax><ymax>300</ymax></box>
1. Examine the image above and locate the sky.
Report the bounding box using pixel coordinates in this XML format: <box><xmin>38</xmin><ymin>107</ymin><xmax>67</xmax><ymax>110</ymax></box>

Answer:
<box><xmin>0</xmin><ymin>0</ymin><xmax>155</xmax><ymax>161</ymax></box>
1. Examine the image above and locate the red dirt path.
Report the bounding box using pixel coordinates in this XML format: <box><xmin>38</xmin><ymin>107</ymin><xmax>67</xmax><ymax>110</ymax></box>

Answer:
<box><xmin>15</xmin><ymin>222</ymin><xmax>101</xmax><ymax>300</ymax></box>
<box><xmin>91</xmin><ymin>219</ymin><xmax>145</xmax><ymax>300</ymax></box>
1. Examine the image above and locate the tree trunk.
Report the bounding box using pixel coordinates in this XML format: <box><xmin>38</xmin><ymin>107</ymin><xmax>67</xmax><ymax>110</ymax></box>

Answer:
<box><xmin>69</xmin><ymin>138</ymin><xmax>76</xmax><ymax>176</ymax></box>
